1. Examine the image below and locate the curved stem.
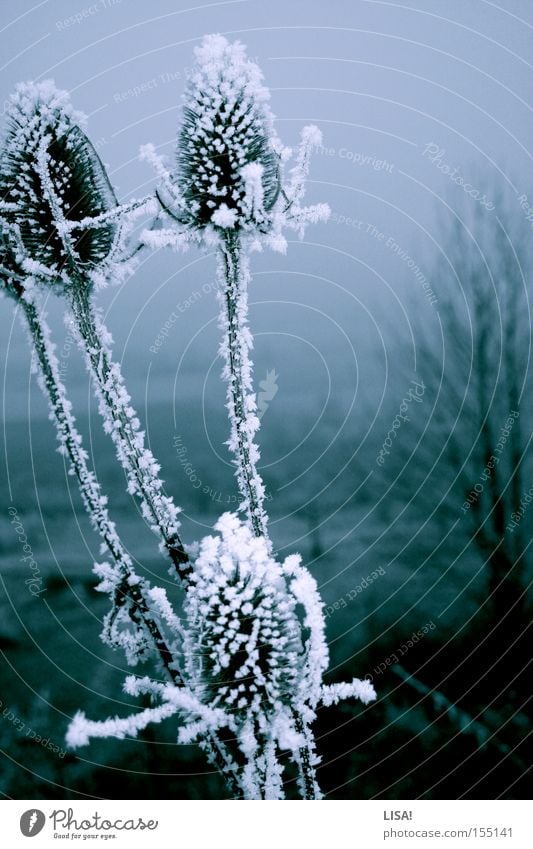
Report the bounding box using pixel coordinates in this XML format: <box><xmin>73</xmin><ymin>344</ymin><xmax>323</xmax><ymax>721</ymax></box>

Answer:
<box><xmin>68</xmin><ymin>281</ymin><xmax>191</xmax><ymax>583</ymax></box>
<box><xmin>20</xmin><ymin>291</ymin><xmax>241</xmax><ymax>798</ymax></box>
<box><xmin>19</xmin><ymin>296</ymin><xmax>169</xmax><ymax>655</ymax></box>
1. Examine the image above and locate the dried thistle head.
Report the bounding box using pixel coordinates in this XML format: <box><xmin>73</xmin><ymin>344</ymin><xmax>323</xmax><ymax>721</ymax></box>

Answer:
<box><xmin>175</xmin><ymin>35</ymin><xmax>280</xmax><ymax>232</ymax></box>
<box><xmin>0</xmin><ymin>80</ymin><xmax>117</xmax><ymax>283</ymax></box>
<box><xmin>183</xmin><ymin>513</ymin><xmax>304</xmax><ymax>718</ymax></box>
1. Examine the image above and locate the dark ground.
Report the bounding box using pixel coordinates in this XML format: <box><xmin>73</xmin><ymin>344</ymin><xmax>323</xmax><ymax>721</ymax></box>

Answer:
<box><xmin>1</xmin><ymin>389</ymin><xmax>530</xmax><ymax>800</ymax></box>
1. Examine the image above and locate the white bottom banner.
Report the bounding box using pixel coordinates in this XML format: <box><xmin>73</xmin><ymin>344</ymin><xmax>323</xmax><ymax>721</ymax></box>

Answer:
<box><xmin>0</xmin><ymin>800</ymin><xmax>529</xmax><ymax>848</ymax></box>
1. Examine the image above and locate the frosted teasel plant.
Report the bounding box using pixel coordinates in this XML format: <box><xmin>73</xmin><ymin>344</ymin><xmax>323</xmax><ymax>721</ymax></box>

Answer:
<box><xmin>1</xmin><ymin>40</ymin><xmax>377</xmax><ymax>800</ymax></box>
<box><xmin>69</xmin><ymin>513</ymin><xmax>376</xmax><ymax>799</ymax></box>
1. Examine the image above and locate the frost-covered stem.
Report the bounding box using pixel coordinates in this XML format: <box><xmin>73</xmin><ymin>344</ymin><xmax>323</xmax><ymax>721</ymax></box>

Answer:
<box><xmin>218</xmin><ymin>234</ymin><xmax>268</xmax><ymax>539</ymax></box>
<box><xmin>218</xmin><ymin>237</ymin><xmax>321</xmax><ymax>799</ymax></box>
<box><xmin>20</xmin><ymin>289</ymin><xmax>241</xmax><ymax>797</ymax></box>
<box><xmin>68</xmin><ymin>278</ymin><xmax>191</xmax><ymax>583</ymax></box>
<box><xmin>19</xmin><ymin>292</ymin><xmax>178</xmax><ymax>675</ymax></box>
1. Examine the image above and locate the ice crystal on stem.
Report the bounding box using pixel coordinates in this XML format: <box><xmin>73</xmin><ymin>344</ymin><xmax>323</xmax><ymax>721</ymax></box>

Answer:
<box><xmin>2</xmin><ymin>50</ymin><xmax>377</xmax><ymax>801</ymax></box>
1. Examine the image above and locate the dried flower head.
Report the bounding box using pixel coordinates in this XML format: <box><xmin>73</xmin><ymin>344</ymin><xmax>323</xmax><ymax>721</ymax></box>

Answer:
<box><xmin>0</xmin><ymin>81</ymin><xmax>117</xmax><ymax>283</ymax></box>
<box><xmin>183</xmin><ymin>512</ymin><xmax>303</xmax><ymax>716</ymax></box>
<box><xmin>176</xmin><ymin>34</ymin><xmax>279</xmax><ymax>232</ymax></box>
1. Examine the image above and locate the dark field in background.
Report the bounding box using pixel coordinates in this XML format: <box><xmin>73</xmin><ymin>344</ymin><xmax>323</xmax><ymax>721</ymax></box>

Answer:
<box><xmin>1</xmin><ymin>257</ymin><xmax>531</xmax><ymax>797</ymax></box>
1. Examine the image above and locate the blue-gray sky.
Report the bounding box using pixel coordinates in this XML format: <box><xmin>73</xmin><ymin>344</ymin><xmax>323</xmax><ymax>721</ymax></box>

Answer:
<box><xmin>1</xmin><ymin>0</ymin><xmax>532</xmax><ymax>418</ymax></box>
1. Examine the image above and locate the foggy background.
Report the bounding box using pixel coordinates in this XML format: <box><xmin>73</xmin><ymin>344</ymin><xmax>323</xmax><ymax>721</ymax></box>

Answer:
<box><xmin>0</xmin><ymin>0</ymin><xmax>531</xmax><ymax>799</ymax></box>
